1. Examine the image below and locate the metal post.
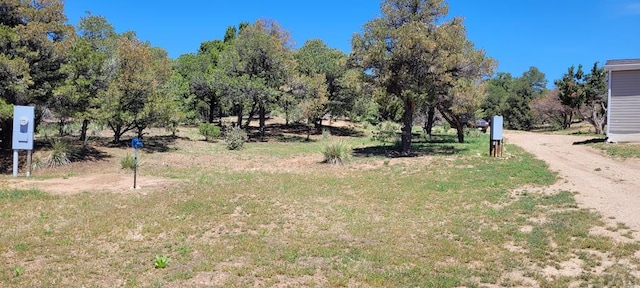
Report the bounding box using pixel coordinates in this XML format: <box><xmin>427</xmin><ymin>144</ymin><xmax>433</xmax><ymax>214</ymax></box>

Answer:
<box><xmin>13</xmin><ymin>150</ymin><xmax>18</xmax><ymax>177</ymax></box>
<box><xmin>27</xmin><ymin>150</ymin><xmax>32</xmax><ymax>177</ymax></box>
<box><xmin>133</xmin><ymin>148</ymin><xmax>138</xmax><ymax>189</ymax></box>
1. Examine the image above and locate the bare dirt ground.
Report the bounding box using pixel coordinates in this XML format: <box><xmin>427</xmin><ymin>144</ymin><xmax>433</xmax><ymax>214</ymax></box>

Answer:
<box><xmin>506</xmin><ymin>131</ymin><xmax>640</xmax><ymax>236</ymax></box>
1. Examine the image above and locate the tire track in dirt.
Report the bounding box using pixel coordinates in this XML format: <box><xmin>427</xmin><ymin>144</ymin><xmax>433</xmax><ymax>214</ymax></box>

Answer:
<box><xmin>506</xmin><ymin>131</ymin><xmax>640</xmax><ymax>233</ymax></box>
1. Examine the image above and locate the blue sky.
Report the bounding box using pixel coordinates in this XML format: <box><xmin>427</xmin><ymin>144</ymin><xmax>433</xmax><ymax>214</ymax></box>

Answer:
<box><xmin>63</xmin><ymin>0</ymin><xmax>640</xmax><ymax>87</ymax></box>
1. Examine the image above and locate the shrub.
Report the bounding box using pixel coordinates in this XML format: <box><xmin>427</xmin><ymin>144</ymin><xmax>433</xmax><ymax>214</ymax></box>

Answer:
<box><xmin>44</xmin><ymin>139</ymin><xmax>72</xmax><ymax>168</ymax></box>
<box><xmin>465</xmin><ymin>127</ymin><xmax>482</xmax><ymax>138</ymax></box>
<box><xmin>225</xmin><ymin>126</ymin><xmax>248</xmax><ymax>150</ymax></box>
<box><xmin>322</xmin><ymin>141</ymin><xmax>352</xmax><ymax>165</ymax></box>
<box><xmin>198</xmin><ymin>123</ymin><xmax>221</xmax><ymax>141</ymax></box>
<box><xmin>372</xmin><ymin>121</ymin><xmax>401</xmax><ymax>144</ymax></box>
<box><xmin>120</xmin><ymin>154</ymin><xmax>136</xmax><ymax>170</ymax></box>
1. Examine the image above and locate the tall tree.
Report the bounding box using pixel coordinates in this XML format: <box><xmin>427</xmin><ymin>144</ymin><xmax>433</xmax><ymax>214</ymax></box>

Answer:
<box><xmin>352</xmin><ymin>0</ymin><xmax>492</xmax><ymax>151</ymax></box>
<box><xmin>53</xmin><ymin>13</ymin><xmax>115</xmax><ymax>142</ymax></box>
<box><xmin>554</xmin><ymin>62</ymin><xmax>607</xmax><ymax>134</ymax></box>
<box><xmin>582</xmin><ymin>62</ymin><xmax>607</xmax><ymax>134</ymax></box>
<box><xmin>94</xmin><ymin>33</ymin><xmax>169</xmax><ymax>142</ymax></box>
<box><xmin>220</xmin><ymin>19</ymin><xmax>293</xmax><ymax>136</ymax></box>
<box><xmin>0</xmin><ymin>0</ymin><xmax>73</xmax><ymax>147</ymax></box>
<box><xmin>554</xmin><ymin>64</ymin><xmax>584</xmax><ymax>129</ymax></box>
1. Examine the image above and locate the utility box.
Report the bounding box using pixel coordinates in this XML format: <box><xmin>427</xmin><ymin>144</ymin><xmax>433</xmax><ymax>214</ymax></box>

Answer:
<box><xmin>490</xmin><ymin>116</ymin><xmax>503</xmax><ymax>140</ymax></box>
<box><xmin>12</xmin><ymin>106</ymin><xmax>35</xmax><ymax>150</ymax></box>
<box><xmin>489</xmin><ymin>116</ymin><xmax>504</xmax><ymax>157</ymax></box>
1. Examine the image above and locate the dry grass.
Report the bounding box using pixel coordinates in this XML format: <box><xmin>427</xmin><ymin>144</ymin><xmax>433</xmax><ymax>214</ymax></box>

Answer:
<box><xmin>1</xmin><ymin>124</ymin><xmax>639</xmax><ymax>287</ymax></box>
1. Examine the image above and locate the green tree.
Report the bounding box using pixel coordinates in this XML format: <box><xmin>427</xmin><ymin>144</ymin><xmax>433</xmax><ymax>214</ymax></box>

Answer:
<box><xmin>352</xmin><ymin>0</ymin><xmax>492</xmax><ymax>150</ymax></box>
<box><xmin>582</xmin><ymin>62</ymin><xmax>607</xmax><ymax>134</ymax></box>
<box><xmin>219</xmin><ymin>19</ymin><xmax>293</xmax><ymax>136</ymax></box>
<box><xmin>52</xmin><ymin>13</ymin><xmax>115</xmax><ymax>143</ymax></box>
<box><xmin>481</xmin><ymin>67</ymin><xmax>547</xmax><ymax>130</ymax></box>
<box><xmin>554</xmin><ymin>62</ymin><xmax>607</xmax><ymax>134</ymax></box>
<box><xmin>0</xmin><ymin>0</ymin><xmax>73</xmax><ymax>147</ymax></box>
<box><xmin>95</xmin><ymin>33</ymin><xmax>169</xmax><ymax>142</ymax></box>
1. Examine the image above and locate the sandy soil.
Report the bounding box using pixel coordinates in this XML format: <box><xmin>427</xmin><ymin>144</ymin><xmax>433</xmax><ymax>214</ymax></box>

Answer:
<box><xmin>506</xmin><ymin>131</ymin><xmax>640</xmax><ymax>234</ymax></box>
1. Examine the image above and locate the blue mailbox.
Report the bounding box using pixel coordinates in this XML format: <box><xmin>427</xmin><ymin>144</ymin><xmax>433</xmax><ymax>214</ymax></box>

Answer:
<box><xmin>12</xmin><ymin>106</ymin><xmax>35</xmax><ymax>150</ymax></box>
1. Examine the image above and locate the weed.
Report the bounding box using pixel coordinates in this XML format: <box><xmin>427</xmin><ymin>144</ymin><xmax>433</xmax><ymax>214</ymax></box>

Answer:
<box><xmin>322</xmin><ymin>141</ymin><xmax>352</xmax><ymax>164</ymax></box>
<box><xmin>198</xmin><ymin>123</ymin><xmax>221</xmax><ymax>141</ymax></box>
<box><xmin>225</xmin><ymin>126</ymin><xmax>248</xmax><ymax>150</ymax></box>
<box><xmin>154</xmin><ymin>255</ymin><xmax>169</xmax><ymax>269</ymax></box>
<box><xmin>372</xmin><ymin>121</ymin><xmax>401</xmax><ymax>144</ymax></box>
<box><xmin>120</xmin><ymin>154</ymin><xmax>136</xmax><ymax>170</ymax></box>
<box><xmin>13</xmin><ymin>266</ymin><xmax>24</xmax><ymax>277</ymax></box>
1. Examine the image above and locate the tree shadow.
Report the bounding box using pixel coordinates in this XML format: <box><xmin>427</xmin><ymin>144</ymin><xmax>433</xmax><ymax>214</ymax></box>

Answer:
<box><xmin>572</xmin><ymin>138</ymin><xmax>607</xmax><ymax>145</ymax></box>
<box><xmin>323</xmin><ymin>125</ymin><xmax>366</xmax><ymax>137</ymax></box>
<box><xmin>353</xmin><ymin>134</ymin><xmax>467</xmax><ymax>158</ymax></box>
<box><xmin>140</xmin><ymin>135</ymin><xmax>180</xmax><ymax>153</ymax></box>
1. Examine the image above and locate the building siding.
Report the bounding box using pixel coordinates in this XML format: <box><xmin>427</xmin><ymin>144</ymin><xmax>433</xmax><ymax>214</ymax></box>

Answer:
<box><xmin>609</xmin><ymin>70</ymin><xmax>640</xmax><ymax>136</ymax></box>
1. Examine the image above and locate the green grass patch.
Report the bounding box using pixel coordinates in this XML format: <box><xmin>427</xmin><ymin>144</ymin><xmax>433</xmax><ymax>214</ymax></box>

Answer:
<box><xmin>1</xmin><ymin>126</ymin><xmax>639</xmax><ymax>286</ymax></box>
<box><xmin>590</xmin><ymin>142</ymin><xmax>640</xmax><ymax>159</ymax></box>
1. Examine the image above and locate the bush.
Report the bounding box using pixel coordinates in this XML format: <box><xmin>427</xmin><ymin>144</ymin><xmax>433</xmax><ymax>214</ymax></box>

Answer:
<box><xmin>120</xmin><ymin>154</ymin><xmax>136</xmax><ymax>170</ymax></box>
<box><xmin>322</xmin><ymin>141</ymin><xmax>352</xmax><ymax>165</ymax></box>
<box><xmin>465</xmin><ymin>127</ymin><xmax>482</xmax><ymax>139</ymax></box>
<box><xmin>198</xmin><ymin>123</ymin><xmax>221</xmax><ymax>141</ymax></box>
<box><xmin>225</xmin><ymin>126</ymin><xmax>248</xmax><ymax>150</ymax></box>
<box><xmin>44</xmin><ymin>139</ymin><xmax>72</xmax><ymax>167</ymax></box>
<box><xmin>372</xmin><ymin>121</ymin><xmax>401</xmax><ymax>144</ymax></box>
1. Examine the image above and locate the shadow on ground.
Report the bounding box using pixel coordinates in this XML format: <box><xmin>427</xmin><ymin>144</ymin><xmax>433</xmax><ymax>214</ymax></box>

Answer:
<box><xmin>573</xmin><ymin>138</ymin><xmax>607</xmax><ymax>145</ymax></box>
<box><xmin>246</xmin><ymin>123</ymin><xmax>364</xmax><ymax>143</ymax></box>
<box><xmin>353</xmin><ymin>134</ymin><xmax>468</xmax><ymax>158</ymax></box>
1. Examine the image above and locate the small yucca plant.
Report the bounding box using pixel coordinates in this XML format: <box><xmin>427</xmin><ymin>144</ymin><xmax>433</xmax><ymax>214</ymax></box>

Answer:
<box><xmin>45</xmin><ymin>139</ymin><xmax>72</xmax><ymax>167</ymax></box>
<box><xmin>322</xmin><ymin>141</ymin><xmax>352</xmax><ymax>165</ymax></box>
<box><xmin>120</xmin><ymin>154</ymin><xmax>136</xmax><ymax>170</ymax></box>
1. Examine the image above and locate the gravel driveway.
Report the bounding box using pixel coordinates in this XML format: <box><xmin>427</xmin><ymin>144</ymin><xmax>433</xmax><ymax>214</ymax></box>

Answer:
<box><xmin>506</xmin><ymin>131</ymin><xmax>640</xmax><ymax>234</ymax></box>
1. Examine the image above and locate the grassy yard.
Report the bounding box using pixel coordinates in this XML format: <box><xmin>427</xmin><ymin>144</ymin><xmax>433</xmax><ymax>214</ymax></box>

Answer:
<box><xmin>589</xmin><ymin>142</ymin><xmax>640</xmax><ymax>159</ymax></box>
<box><xmin>1</xmin><ymin>126</ymin><xmax>639</xmax><ymax>287</ymax></box>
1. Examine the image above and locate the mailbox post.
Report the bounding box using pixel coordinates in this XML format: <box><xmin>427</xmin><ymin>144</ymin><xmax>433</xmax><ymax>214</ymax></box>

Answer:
<box><xmin>490</xmin><ymin>116</ymin><xmax>503</xmax><ymax>157</ymax></box>
<box><xmin>12</xmin><ymin>106</ymin><xmax>35</xmax><ymax>177</ymax></box>
<box><xmin>131</xmin><ymin>137</ymin><xmax>144</xmax><ymax>189</ymax></box>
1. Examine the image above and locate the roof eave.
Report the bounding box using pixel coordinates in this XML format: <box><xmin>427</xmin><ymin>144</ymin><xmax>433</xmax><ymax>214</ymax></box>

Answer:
<box><xmin>605</xmin><ymin>63</ymin><xmax>640</xmax><ymax>71</ymax></box>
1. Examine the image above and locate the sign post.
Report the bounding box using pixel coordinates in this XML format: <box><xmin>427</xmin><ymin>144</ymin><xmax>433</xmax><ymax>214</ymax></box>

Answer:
<box><xmin>12</xmin><ymin>106</ymin><xmax>35</xmax><ymax>177</ymax></box>
<box><xmin>131</xmin><ymin>137</ymin><xmax>144</xmax><ymax>189</ymax></box>
<box><xmin>490</xmin><ymin>116</ymin><xmax>504</xmax><ymax>157</ymax></box>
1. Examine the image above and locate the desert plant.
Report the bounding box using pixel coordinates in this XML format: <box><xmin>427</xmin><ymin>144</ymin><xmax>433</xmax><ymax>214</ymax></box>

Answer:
<box><xmin>322</xmin><ymin>141</ymin><xmax>352</xmax><ymax>165</ymax></box>
<box><xmin>372</xmin><ymin>121</ymin><xmax>401</xmax><ymax>144</ymax></box>
<box><xmin>198</xmin><ymin>123</ymin><xmax>222</xmax><ymax>141</ymax></box>
<box><xmin>154</xmin><ymin>255</ymin><xmax>169</xmax><ymax>269</ymax></box>
<box><xmin>120</xmin><ymin>154</ymin><xmax>136</xmax><ymax>170</ymax></box>
<box><xmin>225</xmin><ymin>126</ymin><xmax>248</xmax><ymax>150</ymax></box>
<box><xmin>44</xmin><ymin>139</ymin><xmax>72</xmax><ymax>167</ymax></box>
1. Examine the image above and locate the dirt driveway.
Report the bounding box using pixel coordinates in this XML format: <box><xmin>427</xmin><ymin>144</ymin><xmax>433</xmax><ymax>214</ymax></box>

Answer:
<box><xmin>507</xmin><ymin>131</ymin><xmax>640</xmax><ymax>234</ymax></box>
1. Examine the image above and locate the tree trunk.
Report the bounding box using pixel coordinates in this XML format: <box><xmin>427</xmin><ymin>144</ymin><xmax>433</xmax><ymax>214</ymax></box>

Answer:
<box><xmin>425</xmin><ymin>105</ymin><xmax>435</xmax><ymax>135</ymax></box>
<box><xmin>208</xmin><ymin>96</ymin><xmax>216</xmax><ymax>123</ymax></box>
<box><xmin>244</xmin><ymin>102</ymin><xmax>257</xmax><ymax>129</ymax></box>
<box><xmin>259</xmin><ymin>104</ymin><xmax>266</xmax><ymax>139</ymax></box>
<box><xmin>219</xmin><ymin>106</ymin><xmax>223</xmax><ymax>126</ymax></box>
<box><xmin>236</xmin><ymin>104</ymin><xmax>243</xmax><ymax>127</ymax></box>
<box><xmin>58</xmin><ymin>118</ymin><xmax>65</xmax><ymax>136</ymax></box>
<box><xmin>400</xmin><ymin>99</ymin><xmax>415</xmax><ymax>154</ymax></box>
<box><xmin>315</xmin><ymin>118</ymin><xmax>323</xmax><ymax>133</ymax></box>
<box><xmin>80</xmin><ymin>119</ymin><xmax>90</xmax><ymax>147</ymax></box>
<box><xmin>456</xmin><ymin>126</ymin><xmax>465</xmax><ymax>143</ymax></box>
